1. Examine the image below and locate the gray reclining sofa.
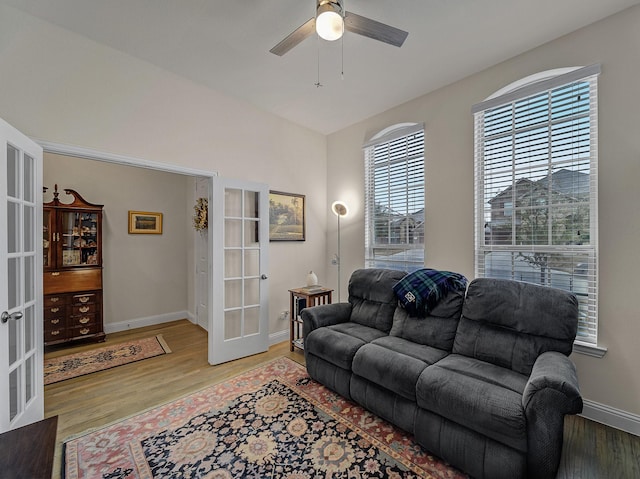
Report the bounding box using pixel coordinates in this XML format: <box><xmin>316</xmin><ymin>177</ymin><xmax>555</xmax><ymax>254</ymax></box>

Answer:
<box><xmin>301</xmin><ymin>268</ymin><xmax>583</xmax><ymax>479</ymax></box>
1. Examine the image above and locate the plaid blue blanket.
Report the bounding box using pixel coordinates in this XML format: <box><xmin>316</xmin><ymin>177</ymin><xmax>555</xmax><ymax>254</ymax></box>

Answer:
<box><xmin>393</xmin><ymin>268</ymin><xmax>468</xmax><ymax>317</ymax></box>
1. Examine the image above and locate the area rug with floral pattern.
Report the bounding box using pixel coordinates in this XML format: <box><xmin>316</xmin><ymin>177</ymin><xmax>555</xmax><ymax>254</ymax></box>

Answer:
<box><xmin>63</xmin><ymin>357</ymin><xmax>466</xmax><ymax>479</ymax></box>
<box><xmin>45</xmin><ymin>335</ymin><xmax>172</xmax><ymax>385</ymax></box>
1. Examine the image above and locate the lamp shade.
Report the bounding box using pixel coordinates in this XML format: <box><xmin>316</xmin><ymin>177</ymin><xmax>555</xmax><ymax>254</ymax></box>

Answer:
<box><xmin>332</xmin><ymin>200</ymin><xmax>348</xmax><ymax>217</ymax></box>
<box><xmin>316</xmin><ymin>1</ymin><xmax>344</xmax><ymax>41</ymax></box>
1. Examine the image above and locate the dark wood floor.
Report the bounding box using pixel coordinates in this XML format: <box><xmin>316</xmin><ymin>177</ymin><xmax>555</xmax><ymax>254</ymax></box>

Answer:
<box><xmin>45</xmin><ymin>319</ymin><xmax>640</xmax><ymax>479</ymax></box>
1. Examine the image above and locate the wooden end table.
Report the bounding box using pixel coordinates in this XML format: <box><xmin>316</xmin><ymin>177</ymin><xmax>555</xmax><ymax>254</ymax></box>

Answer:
<box><xmin>289</xmin><ymin>286</ymin><xmax>333</xmax><ymax>351</ymax></box>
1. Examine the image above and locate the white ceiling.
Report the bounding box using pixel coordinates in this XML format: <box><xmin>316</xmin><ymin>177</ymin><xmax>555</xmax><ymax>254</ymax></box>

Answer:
<box><xmin>3</xmin><ymin>0</ymin><xmax>638</xmax><ymax>135</ymax></box>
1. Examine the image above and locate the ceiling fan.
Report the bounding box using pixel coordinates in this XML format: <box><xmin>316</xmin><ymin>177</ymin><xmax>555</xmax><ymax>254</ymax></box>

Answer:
<box><xmin>270</xmin><ymin>0</ymin><xmax>408</xmax><ymax>56</ymax></box>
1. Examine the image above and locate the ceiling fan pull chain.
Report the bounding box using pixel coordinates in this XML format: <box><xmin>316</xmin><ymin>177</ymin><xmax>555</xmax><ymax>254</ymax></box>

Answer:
<box><xmin>315</xmin><ymin>37</ymin><xmax>323</xmax><ymax>87</ymax></box>
<box><xmin>341</xmin><ymin>29</ymin><xmax>344</xmax><ymax>79</ymax></box>
<box><xmin>342</xmin><ymin>0</ymin><xmax>345</xmax><ymax>79</ymax></box>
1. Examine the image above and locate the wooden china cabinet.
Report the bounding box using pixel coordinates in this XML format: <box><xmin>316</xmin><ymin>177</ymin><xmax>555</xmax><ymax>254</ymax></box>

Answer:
<box><xmin>43</xmin><ymin>185</ymin><xmax>105</xmax><ymax>346</ymax></box>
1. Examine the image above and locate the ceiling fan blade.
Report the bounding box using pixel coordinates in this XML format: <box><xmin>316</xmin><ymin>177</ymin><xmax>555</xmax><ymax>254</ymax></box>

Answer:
<box><xmin>344</xmin><ymin>11</ymin><xmax>408</xmax><ymax>48</ymax></box>
<box><xmin>270</xmin><ymin>17</ymin><xmax>316</xmax><ymax>56</ymax></box>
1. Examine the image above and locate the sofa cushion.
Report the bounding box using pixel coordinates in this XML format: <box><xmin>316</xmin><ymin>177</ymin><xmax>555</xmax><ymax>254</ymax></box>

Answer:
<box><xmin>304</xmin><ymin>322</ymin><xmax>386</xmax><ymax>371</ymax></box>
<box><xmin>454</xmin><ymin>278</ymin><xmax>579</xmax><ymax>375</ymax></box>
<box><xmin>348</xmin><ymin>268</ymin><xmax>407</xmax><ymax>333</ymax></box>
<box><xmin>328</xmin><ymin>322</ymin><xmax>388</xmax><ymax>343</ymax></box>
<box><xmin>304</xmin><ymin>328</ymin><xmax>365</xmax><ymax>371</ymax></box>
<box><xmin>389</xmin><ymin>290</ymin><xmax>464</xmax><ymax>351</ymax></box>
<box><xmin>416</xmin><ymin>354</ymin><xmax>529</xmax><ymax>452</ymax></box>
<box><xmin>370</xmin><ymin>336</ymin><xmax>449</xmax><ymax>365</ymax></box>
<box><xmin>352</xmin><ymin>343</ymin><xmax>431</xmax><ymax>402</ymax></box>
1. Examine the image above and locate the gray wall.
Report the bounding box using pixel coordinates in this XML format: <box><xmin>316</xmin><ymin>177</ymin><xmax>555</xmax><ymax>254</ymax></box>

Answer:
<box><xmin>326</xmin><ymin>5</ymin><xmax>640</xmax><ymax>416</ymax></box>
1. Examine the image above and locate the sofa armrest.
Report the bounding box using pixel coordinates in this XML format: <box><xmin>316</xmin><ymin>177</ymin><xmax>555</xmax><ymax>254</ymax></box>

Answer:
<box><xmin>522</xmin><ymin>351</ymin><xmax>583</xmax><ymax>479</ymax></box>
<box><xmin>301</xmin><ymin>302</ymin><xmax>352</xmax><ymax>338</ymax></box>
<box><xmin>523</xmin><ymin>351</ymin><xmax>583</xmax><ymax>414</ymax></box>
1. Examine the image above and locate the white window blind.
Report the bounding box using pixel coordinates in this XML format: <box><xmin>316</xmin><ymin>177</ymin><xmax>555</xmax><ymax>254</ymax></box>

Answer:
<box><xmin>473</xmin><ymin>65</ymin><xmax>599</xmax><ymax>344</ymax></box>
<box><xmin>364</xmin><ymin>126</ymin><xmax>425</xmax><ymax>272</ymax></box>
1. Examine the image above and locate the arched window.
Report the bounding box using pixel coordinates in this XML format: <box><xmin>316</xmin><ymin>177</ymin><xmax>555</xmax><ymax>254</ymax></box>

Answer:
<box><xmin>473</xmin><ymin>65</ymin><xmax>600</xmax><ymax>346</ymax></box>
<box><xmin>363</xmin><ymin>123</ymin><xmax>425</xmax><ymax>271</ymax></box>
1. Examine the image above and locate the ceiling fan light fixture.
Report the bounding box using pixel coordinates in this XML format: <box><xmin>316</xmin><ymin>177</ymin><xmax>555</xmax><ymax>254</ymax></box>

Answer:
<box><xmin>316</xmin><ymin>1</ymin><xmax>344</xmax><ymax>41</ymax></box>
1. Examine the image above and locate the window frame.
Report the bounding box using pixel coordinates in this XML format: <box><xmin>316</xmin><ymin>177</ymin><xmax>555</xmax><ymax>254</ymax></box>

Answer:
<box><xmin>364</xmin><ymin>123</ymin><xmax>425</xmax><ymax>272</ymax></box>
<box><xmin>472</xmin><ymin>65</ymin><xmax>601</xmax><ymax>349</ymax></box>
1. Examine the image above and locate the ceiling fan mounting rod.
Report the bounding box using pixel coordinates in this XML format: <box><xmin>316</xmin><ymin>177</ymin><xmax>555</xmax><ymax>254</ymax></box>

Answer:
<box><xmin>317</xmin><ymin>0</ymin><xmax>343</xmax><ymax>14</ymax></box>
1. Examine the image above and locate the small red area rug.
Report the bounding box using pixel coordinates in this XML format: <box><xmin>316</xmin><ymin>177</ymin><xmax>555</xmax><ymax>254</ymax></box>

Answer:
<box><xmin>45</xmin><ymin>335</ymin><xmax>171</xmax><ymax>385</ymax></box>
<box><xmin>63</xmin><ymin>357</ymin><xmax>466</xmax><ymax>479</ymax></box>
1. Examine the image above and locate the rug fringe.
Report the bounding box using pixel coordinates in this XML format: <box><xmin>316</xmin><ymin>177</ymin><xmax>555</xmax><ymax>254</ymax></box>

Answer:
<box><xmin>155</xmin><ymin>334</ymin><xmax>172</xmax><ymax>354</ymax></box>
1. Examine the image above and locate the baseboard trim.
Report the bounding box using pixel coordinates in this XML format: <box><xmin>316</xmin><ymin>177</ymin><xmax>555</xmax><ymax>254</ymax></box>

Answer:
<box><xmin>104</xmin><ymin>311</ymin><xmax>189</xmax><ymax>334</ymax></box>
<box><xmin>269</xmin><ymin>329</ymin><xmax>289</xmax><ymax>347</ymax></box>
<box><xmin>581</xmin><ymin>399</ymin><xmax>640</xmax><ymax>437</ymax></box>
<box><xmin>108</xmin><ymin>318</ymin><xmax>288</xmax><ymax>346</ymax></box>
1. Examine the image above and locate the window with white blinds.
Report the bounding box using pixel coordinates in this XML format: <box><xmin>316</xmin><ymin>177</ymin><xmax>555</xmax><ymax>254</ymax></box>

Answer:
<box><xmin>364</xmin><ymin>124</ymin><xmax>425</xmax><ymax>272</ymax></box>
<box><xmin>473</xmin><ymin>65</ymin><xmax>600</xmax><ymax>344</ymax></box>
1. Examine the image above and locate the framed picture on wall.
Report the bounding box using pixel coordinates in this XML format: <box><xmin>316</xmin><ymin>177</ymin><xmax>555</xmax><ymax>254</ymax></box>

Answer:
<box><xmin>269</xmin><ymin>191</ymin><xmax>305</xmax><ymax>241</ymax></box>
<box><xmin>128</xmin><ymin>211</ymin><xmax>163</xmax><ymax>234</ymax></box>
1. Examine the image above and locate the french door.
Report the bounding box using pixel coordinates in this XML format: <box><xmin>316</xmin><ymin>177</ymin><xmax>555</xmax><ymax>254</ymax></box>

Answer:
<box><xmin>209</xmin><ymin>177</ymin><xmax>269</xmax><ymax>365</ymax></box>
<box><xmin>0</xmin><ymin>118</ymin><xmax>44</xmax><ymax>431</ymax></box>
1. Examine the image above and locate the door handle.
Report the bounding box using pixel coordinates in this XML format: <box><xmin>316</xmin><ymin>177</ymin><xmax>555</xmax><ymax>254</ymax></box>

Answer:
<box><xmin>261</xmin><ymin>274</ymin><xmax>268</xmax><ymax>280</ymax></box>
<box><xmin>1</xmin><ymin>311</ymin><xmax>23</xmax><ymax>324</ymax></box>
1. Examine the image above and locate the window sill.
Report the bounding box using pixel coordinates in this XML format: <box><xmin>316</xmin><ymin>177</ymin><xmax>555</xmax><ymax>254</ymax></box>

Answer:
<box><xmin>573</xmin><ymin>341</ymin><xmax>607</xmax><ymax>358</ymax></box>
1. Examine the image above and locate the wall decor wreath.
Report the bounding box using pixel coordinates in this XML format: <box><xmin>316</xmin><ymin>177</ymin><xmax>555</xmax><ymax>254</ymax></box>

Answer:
<box><xmin>193</xmin><ymin>197</ymin><xmax>208</xmax><ymax>232</ymax></box>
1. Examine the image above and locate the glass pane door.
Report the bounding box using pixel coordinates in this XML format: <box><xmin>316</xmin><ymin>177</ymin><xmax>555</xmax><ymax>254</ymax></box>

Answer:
<box><xmin>1</xmin><ymin>117</ymin><xmax>44</xmax><ymax>431</ymax></box>
<box><xmin>210</xmin><ymin>177</ymin><xmax>268</xmax><ymax>365</ymax></box>
<box><xmin>223</xmin><ymin>189</ymin><xmax>261</xmax><ymax>340</ymax></box>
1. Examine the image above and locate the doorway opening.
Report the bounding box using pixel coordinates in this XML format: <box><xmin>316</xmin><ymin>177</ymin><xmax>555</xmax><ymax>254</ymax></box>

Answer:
<box><xmin>39</xmin><ymin>139</ymin><xmax>215</xmax><ymax>348</ymax></box>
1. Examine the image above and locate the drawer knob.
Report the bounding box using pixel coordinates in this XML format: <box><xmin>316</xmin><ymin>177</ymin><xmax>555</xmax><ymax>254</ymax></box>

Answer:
<box><xmin>79</xmin><ymin>306</ymin><xmax>90</xmax><ymax>313</ymax></box>
<box><xmin>50</xmin><ymin>297</ymin><xmax>60</xmax><ymax>303</ymax></box>
<box><xmin>50</xmin><ymin>307</ymin><xmax>60</xmax><ymax>313</ymax></box>
<box><xmin>79</xmin><ymin>317</ymin><xmax>90</xmax><ymax>324</ymax></box>
<box><xmin>51</xmin><ymin>319</ymin><xmax>59</xmax><ymax>325</ymax></box>
<box><xmin>79</xmin><ymin>328</ymin><xmax>90</xmax><ymax>335</ymax></box>
<box><xmin>51</xmin><ymin>272</ymin><xmax>60</xmax><ymax>277</ymax></box>
<box><xmin>51</xmin><ymin>330</ymin><xmax>60</xmax><ymax>336</ymax></box>
<box><xmin>78</xmin><ymin>296</ymin><xmax>90</xmax><ymax>303</ymax></box>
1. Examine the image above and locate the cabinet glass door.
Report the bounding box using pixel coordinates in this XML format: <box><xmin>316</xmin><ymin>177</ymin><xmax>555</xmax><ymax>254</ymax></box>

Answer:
<box><xmin>42</xmin><ymin>209</ymin><xmax>52</xmax><ymax>269</ymax></box>
<box><xmin>79</xmin><ymin>212</ymin><xmax>99</xmax><ymax>265</ymax></box>
<box><xmin>60</xmin><ymin>212</ymin><xmax>81</xmax><ymax>267</ymax></box>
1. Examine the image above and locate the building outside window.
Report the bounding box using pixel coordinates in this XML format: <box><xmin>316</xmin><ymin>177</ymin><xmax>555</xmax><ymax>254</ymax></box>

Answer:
<box><xmin>364</xmin><ymin>123</ymin><xmax>425</xmax><ymax>272</ymax></box>
<box><xmin>473</xmin><ymin>65</ymin><xmax>600</xmax><ymax>345</ymax></box>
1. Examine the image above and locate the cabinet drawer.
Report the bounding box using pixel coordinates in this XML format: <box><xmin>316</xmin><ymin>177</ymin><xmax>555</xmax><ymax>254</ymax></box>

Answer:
<box><xmin>44</xmin><ymin>317</ymin><xmax>66</xmax><ymax>331</ymax></box>
<box><xmin>69</xmin><ymin>314</ymin><xmax>96</xmax><ymax>327</ymax></box>
<box><xmin>70</xmin><ymin>324</ymin><xmax>99</xmax><ymax>339</ymax></box>
<box><xmin>71</xmin><ymin>293</ymin><xmax>98</xmax><ymax>306</ymax></box>
<box><xmin>45</xmin><ymin>328</ymin><xmax>67</xmax><ymax>342</ymax></box>
<box><xmin>44</xmin><ymin>295</ymin><xmax>68</xmax><ymax>307</ymax></box>
<box><xmin>44</xmin><ymin>269</ymin><xmax>102</xmax><ymax>294</ymax></box>
<box><xmin>44</xmin><ymin>305</ymin><xmax>66</xmax><ymax>319</ymax></box>
<box><xmin>71</xmin><ymin>303</ymin><xmax>97</xmax><ymax>315</ymax></box>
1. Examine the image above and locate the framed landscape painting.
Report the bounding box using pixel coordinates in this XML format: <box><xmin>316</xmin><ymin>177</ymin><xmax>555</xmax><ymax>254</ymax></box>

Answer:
<box><xmin>269</xmin><ymin>191</ymin><xmax>305</xmax><ymax>241</ymax></box>
<box><xmin>128</xmin><ymin>211</ymin><xmax>163</xmax><ymax>234</ymax></box>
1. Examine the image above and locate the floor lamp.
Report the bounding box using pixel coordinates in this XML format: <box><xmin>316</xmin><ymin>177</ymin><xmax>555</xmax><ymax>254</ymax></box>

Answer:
<box><xmin>331</xmin><ymin>200</ymin><xmax>349</xmax><ymax>302</ymax></box>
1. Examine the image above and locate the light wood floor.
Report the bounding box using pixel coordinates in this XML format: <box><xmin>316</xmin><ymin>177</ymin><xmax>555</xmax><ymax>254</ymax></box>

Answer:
<box><xmin>45</xmin><ymin>319</ymin><xmax>639</xmax><ymax>479</ymax></box>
